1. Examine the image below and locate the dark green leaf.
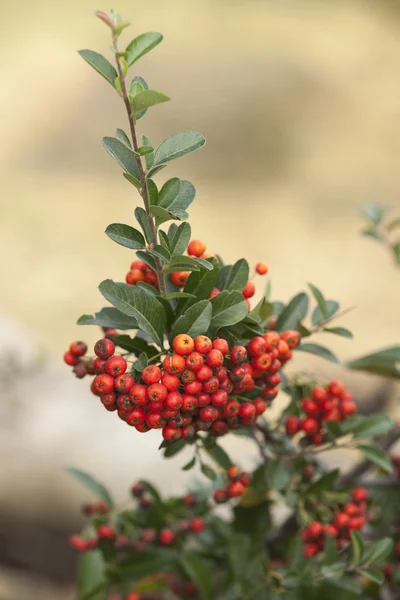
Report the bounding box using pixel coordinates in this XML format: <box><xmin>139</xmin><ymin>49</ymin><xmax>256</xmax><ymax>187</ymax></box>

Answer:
<box><xmin>169</xmin><ymin>222</ymin><xmax>191</xmax><ymax>255</ymax></box>
<box><xmin>181</xmin><ymin>554</ymin><xmax>213</xmax><ymax>600</ymax></box>
<box><xmin>311</xmin><ymin>300</ymin><xmax>339</xmax><ymax>326</ymax></box>
<box><xmin>346</xmin><ymin>346</ymin><xmax>400</xmax><ymax>379</ymax></box>
<box><xmin>102</xmin><ymin>137</ymin><xmax>140</xmax><ymax>180</ymax></box>
<box><xmin>350</xmin><ymin>530</ymin><xmax>364</xmax><ymax>567</ymax></box>
<box><xmin>147</xmin><ymin>164</ymin><xmax>167</xmax><ymax>178</ymax></box>
<box><xmin>132</xmin><ymin>352</ymin><xmax>148</xmax><ymax>372</ymax></box>
<box><xmin>154</xmin><ymin>131</ymin><xmax>206</xmax><ymax>166</ymax></box>
<box><xmin>266</xmin><ymin>458</ymin><xmax>290</xmax><ymax>491</ymax></box>
<box><xmin>171</xmin><ymin>300</ymin><xmax>213</xmax><ymax>338</ymax></box>
<box><xmin>159</xmin><ymin>177</ymin><xmax>181</xmax><ymax>207</ymax></box>
<box><xmin>134</xmin><ymin>207</ymin><xmax>152</xmax><ymax>244</ymax></box>
<box><xmin>112</xmin><ymin>334</ymin><xmax>158</xmax><ymax>357</ymax></box>
<box><xmin>108</xmin><ymin>550</ymin><xmax>175</xmax><ymax>581</ymax></box>
<box><xmin>178</xmin><ymin>257</ymin><xmax>219</xmax><ymax>311</ymax></box>
<box><xmin>296</xmin><ymin>342</ymin><xmax>340</xmax><ymax>364</ymax></box>
<box><xmin>132</xmin><ymin>89</ymin><xmax>170</xmax><ymax>112</ymax></box>
<box><xmin>163</xmin><ymin>438</ymin><xmax>186</xmax><ymax>457</ymax></box>
<box><xmin>308</xmin><ymin>469</ymin><xmax>340</xmax><ymax>494</ymax></box>
<box><xmin>105</xmin><ymin>223</ymin><xmax>145</xmax><ymax>250</ymax></box>
<box><xmin>137</xmin><ymin>281</ymin><xmax>159</xmax><ymax>296</ymax></box>
<box><xmin>322</xmin><ymin>534</ymin><xmax>338</xmax><ymax>566</ymax></box>
<box><xmin>308</xmin><ymin>283</ymin><xmax>328</xmax><ymax>319</ymax></box>
<box><xmin>98</xmin><ymin>280</ymin><xmax>166</xmax><ymax>346</ymax></box>
<box><xmin>361</xmin><ymin>568</ymin><xmax>384</xmax><ymax>585</ymax></box>
<box><xmin>204</xmin><ymin>442</ymin><xmax>232</xmax><ymax>469</ymax></box>
<box><xmin>65</xmin><ymin>467</ymin><xmax>114</xmax><ymax>508</ymax></box>
<box><xmin>201</xmin><ymin>464</ymin><xmax>217</xmax><ymax>480</ymax></box>
<box><xmin>165</xmin><ymin>292</ymin><xmax>196</xmax><ymax>300</ymax></box>
<box><xmin>339</xmin><ymin>414</ymin><xmax>392</xmax><ymax>439</ymax></box>
<box><xmin>77</xmin><ymin>308</ymin><xmax>137</xmax><ymax>330</ymax></box>
<box><xmin>150</xmin><ymin>205</ymin><xmax>173</xmax><ymax>225</ymax></box>
<box><xmin>78</xmin><ymin>49</ymin><xmax>117</xmax><ymax>87</ymax></box>
<box><xmin>275</xmin><ymin>293</ymin><xmax>309</xmax><ymax>331</ymax></box>
<box><xmin>359</xmin><ymin>443</ymin><xmax>393</xmax><ymax>474</ymax></box>
<box><xmin>149</xmin><ymin>245</ymin><xmax>171</xmax><ymax>262</ymax></box>
<box><xmin>362</xmin><ymin>538</ymin><xmax>393</xmax><ymax>566</ymax></box>
<box><xmin>323</xmin><ymin>326</ymin><xmax>353</xmax><ymax>339</ymax></box>
<box><xmin>182</xmin><ymin>456</ymin><xmax>196</xmax><ymax>471</ymax></box>
<box><xmin>208</xmin><ymin>291</ymin><xmax>248</xmax><ymax>337</ymax></box>
<box><xmin>164</xmin><ymin>255</ymin><xmax>213</xmax><ymax>274</ymax></box>
<box><xmin>224</xmin><ymin>259</ymin><xmax>249</xmax><ymax>292</ymax></box>
<box><xmin>135</xmin><ymin>250</ymin><xmax>157</xmax><ymax>272</ymax></box>
<box><xmin>147</xmin><ymin>178</ymin><xmax>158</xmax><ymax>206</ymax></box>
<box><xmin>125</xmin><ymin>32</ymin><xmax>163</xmax><ymax>66</ymax></box>
<box><xmin>78</xmin><ymin>527</ymin><xmax>107</xmax><ymax>600</ymax></box>
<box><xmin>115</xmin><ymin>128</ymin><xmax>131</xmax><ymax>148</ymax></box>
<box><xmin>142</xmin><ymin>135</ymin><xmax>154</xmax><ymax>169</ymax></box>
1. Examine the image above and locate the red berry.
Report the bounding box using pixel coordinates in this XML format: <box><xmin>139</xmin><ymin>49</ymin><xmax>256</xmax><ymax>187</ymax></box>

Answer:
<box><xmin>94</xmin><ymin>338</ymin><xmax>115</xmax><ymax>359</ymax></box>
<box><xmin>255</xmin><ymin>262</ymin><xmax>268</xmax><ymax>275</ymax></box>
<box><xmin>212</xmin><ymin>338</ymin><xmax>229</xmax><ymax>355</ymax></box>
<box><xmin>126</xmin><ymin>268</ymin><xmax>145</xmax><ymax>285</ymax></box>
<box><xmin>163</xmin><ymin>354</ymin><xmax>186</xmax><ymax>374</ymax></box>
<box><xmin>227</xmin><ymin>466</ymin><xmax>239</xmax><ymax>479</ymax></box>
<box><xmin>199</xmin><ymin>405</ymin><xmax>219</xmax><ymax>422</ymax></box>
<box><xmin>348</xmin><ymin>516</ymin><xmax>366</xmax><ymax>530</ymax></box>
<box><xmin>181</xmin><ymin>368</ymin><xmax>196</xmax><ymax>384</ymax></box>
<box><xmin>100</xmin><ymin>393</ymin><xmax>117</xmax><ymax>410</ymax></box>
<box><xmin>231</xmin><ymin>345</ymin><xmax>247</xmax><ymax>364</ymax></box>
<box><xmin>165</xmin><ymin>391</ymin><xmax>183</xmax><ymax>410</ymax></box>
<box><xmin>206</xmin><ymin>348</ymin><xmax>224</xmax><ymax>368</ymax></box>
<box><xmin>210</xmin><ymin>419</ymin><xmax>229</xmax><ymax>436</ymax></box>
<box><xmin>223</xmin><ymin>399</ymin><xmax>240</xmax><ymax>417</ymax></box>
<box><xmin>226</xmin><ymin>480</ymin><xmax>244</xmax><ymax>497</ymax></box>
<box><xmin>126</xmin><ymin>594</ymin><xmax>140</xmax><ymax>600</ymax></box>
<box><xmin>328</xmin><ymin>380</ymin><xmax>345</xmax><ymax>397</ymax></box>
<box><xmin>280</xmin><ymin>330</ymin><xmax>300</xmax><ymax>349</ymax></box>
<box><xmin>181</xmin><ymin>425</ymin><xmax>196</xmax><ymax>439</ymax></box>
<box><xmin>184</xmin><ymin>380</ymin><xmax>202</xmax><ymax>395</ymax></box>
<box><xmin>285</xmin><ymin>416</ymin><xmax>301</xmax><ymax>435</ymax></box>
<box><xmin>209</xmin><ymin>287</ymin><xmax>220</xmax><ymax>298</ymax></box>
<box><xmin>312</xmin><ymin>386</ymin><xmax>328</xmax><ymax>403</ymax></box>
<box><xmin>146</xmin><ymin>412</ymin><xmax>165</xmax><ymax>429</ymax></box>
<box><xmin>254</xmin><ymin>397</ymin><xmax>268</xmax><ymax>415</ymax></box>
<box><xmin>213</xmin><ymin>489</ymin><xmax>228</xmax><ymax>503</ymax></box>
<box><xmin>64</xmin><ymin>351</ymin><xmax>78</xmax><ymax>366</ymax></box>
<box><xmin>239</xmin><ymin>402</ymin><xmax>256</xmax><ymax>420</ymax></box>
<box><xmin>254</xmin><ymin>353</ymin><xmax>272</xmax><ymax>371</ymax></box>
<box><xmin>130</xmin><ymin>384</ymin><xmax>148</xmax><ymax>406</ymax></box>
<box><xmin>324</xmin><ymin>525</ymin><xmax>338</xmax><ymax>538</ymax></box>
<box><xmin>188</xmin><ymin>239</ymin><xmax>206</xmax><ymax>257</ymax></box>
<box><xmin>211</xmin><ymin>389</ymin><xmax>228</xmax><ymax>407</ymax></box>
<box><xmin>341</xmin><ymin>400</ymin><xmax>357</xmax><ymax>417</ymax></box>
<box><xmin>147</xmin><ymin>383</ymin><xmax>168</xmax><ymax>403</ymax></box>
<box><xmin>162</xmin><ymin>425</ymin><xmax>182</xmax><ymax>441</ymax></box>
<box><xmin>186</xmin><ymin>352</ymin><xmax>205</xmax><ymax>371</ymax></box>
<box><xmin>93</xmin><ymin>374</ymin><xmax>115</xmax><ymax>395</ymax></box>
<box><xmin>70</xmin><ymin>341</ymin><xmax>88</xmax><ymax>356</ymax></box>
<box><xmin>334</xmin><ymin>512</ymin><xmax>350</xmax><ymax>530</ymax></box>
<box><xmin>311</xmin><ymin>432</ymin><xmax>323</xmax><ymax>444</ymax></box>
<box><xmin>161</xmin><ymin>373</ymin><xmax>181</xmax><ymax>391</ymax></box>
<box><xmin>202</xmin><ymin>376</ymin><xmax>220</xmax><ymax>393</ymax></box>
<box><xmin>142</xmin><ymin>365</ymin><xmax>162</xmax><ymax>384</ymax></box>
<box><xmin>194</xmin><ymin>335</ymin><xmax>213</xmax><ymax>354</ymax></box>
<box><xmin>198</xmin><ymin>393</ymin><xmax>211</xmax><ymax>407</ymax></box>
<box><xmin>115</xmin><ymin>373</ymin><xmax>134</xmax><ymax>393</ymax></box>
<box><xmin>94</xmin><ymin>357</ymin><xmax>107</xmax><ymax>374</ymax></box>
<box><xmin>302</xmin><ymin>398</ymin><xmax>320</xmax><ymax>416</ymax></box>
<box><xmin>247</xmin><ymin>336</ymin><xmax>267</xmax><ymax>357</ymax></box>
<box><xmin>352</xmin><ymin>487</ymin><xmax>368</xmax><ymax>503</ymax></box>
<box><xmin>182</xmin><ymin>394</ymin><xmax>198</xmax><ymax>412</ymax></box>
<box><xmin>304</xmin><ymin>543</ymin><xmax>319</xmax><ymax>558</ymax></box>
<box><xmin>308</xmin><ymin>521</ymin><xmax>324</xmax><ymax>539</ymax></box>
<box><xmin>105</xmin><ymin>356</ymin><xmax>127</xmax><ymax>376</ymax></box>
<box><xmin>170</xmin><ymin>271</ymin><xmax>190</xmax><ymax>287</ymax></box>
<box><xmin>131</xmin><ymin>482</ymin><xmax>144</xmax><ymax>497</ymax></box>
<box><xmin>172</xmin><ymin>334</ymin><xmax>194</xmax><ymax>355</ymax></box>
<box><xmin>301</xmin><ymin>417</ymin><xmax>319</xmax><ymax>436</ymax></box>
<box><xmin>159</xmin><ymin>528</ymin><xmax>176</xmax><ymax>545</ymax></box>
<box><xmin>196</xmin><ymin>365</ymin><xmax>213</xmax><ymax>381</ymax></box>
<box><xmin>190</xmin><ymin>516</ymin><xmax>205</xmax><ymax>533</ymax></box>
<box><xmin>262</xmin><ymin>331</ymin><xmax>280</xmax><ymax>350</ymax></box>
<box><xmin>97</xmin><ymin>525</ymin><xmax>115</xmax><ymax>540</ymax></box>
<box><xmin>69</xmin><ymin>535</ymin><xmax>90</xmax><ymax>552</ymax></box>
<box><xmin>126</xmin><ymin>408</ymin><xmax>146</xmax><ymax>426</ymax></box>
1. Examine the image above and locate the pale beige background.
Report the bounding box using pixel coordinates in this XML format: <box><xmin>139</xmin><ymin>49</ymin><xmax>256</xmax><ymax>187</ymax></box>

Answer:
<box><xmin>1</xmin><ymin>0</ymin><xmax>400</xmax><ymax>597</ymax></box>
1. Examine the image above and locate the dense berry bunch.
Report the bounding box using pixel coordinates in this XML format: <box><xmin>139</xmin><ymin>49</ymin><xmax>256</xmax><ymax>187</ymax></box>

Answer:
<box><xmin>301</xmin><ymin>487</ymin><xmax>368</xmax><ymax>557</ymax></box>
<box><xmin>285</xmin><ymin>380</ymin><xmax>357</xmax><ymax>445</ymax></box>
<box><xmin>64</xmin><ymin>329</ymin><xmax>299</xmax><ymax>440</ymax></box>
<box><xmin>213</xmin><ymin>465</ymin><xmax>251</xmax><ymax>503</ymax></box>
<box><xmin>126</xmin><ymin>259</ymin><xmax>159</xmax><ymax>288</ymax></box>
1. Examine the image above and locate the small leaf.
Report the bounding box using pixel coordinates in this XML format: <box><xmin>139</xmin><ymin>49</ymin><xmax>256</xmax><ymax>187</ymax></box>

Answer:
<box><xmin>339</xmin><ymin>414</ymin><xmax>393</xmax><ymax>439</ymax></box>
<box><xmin>150</xmin><ymin>205</ymin><xmax>173</xmax><ymax>225</ymax></box>
<box><xmin>163</xmin><ymin>438</ymin><xmax>186</xmax><ymax>457</ymax></box>
<box><xmin>123</xmin><ymin>172</ymin><xmax>141</xmax><ymax>190</ymax></box>
<box><xmin>346</xmin><ymin>346</ymin><xmax>400</xmax><ymax>379</ymax></box>
<box><xmin>99</xmin><ymin>280</ymin><xmax>166</xmax><ymax>346</ymax></box>
<box><xmin>362</xmin><ymin>538</ymin><xmax>393</xmax><ymax>567</ymax></box>
<box><xmin>181</xmin><ymin>554</ymin><xmax>213</xmax><ymax>600</ymax></box>
<box><xmin>165</xmin><ymin>292</ymin><xmax>196</xmax><ymax>300</ymax></box>
<box><xmin>308</xmin><ymin>469</ymin><xmax>340</xmax><ymax>494</ymax></box>
<box><xmin>201</xmin><ymin>464</ymin><xmax>217</xmax><ymax>480</ymax></box>
<box><xmin>178</xmin><ymin>258</ymin><xmax>220</xmax><ymax>311</ymax></box>
<box><xmin>182</xmin><ymin>456</ymin><xmax>196</xmax><ymax>471</ymax></box>
<box><xmin>129</xmin><ymin>76</ymin><xmax>149</xmax><ymax>120</ymax></box>
<box><xmin>147</xmin><ymin>178</ymin><xmax>158</xmax><ymax>206</ymax></box>
<box><xmin>265</xmin><ymin>458</ymin><xmax>290</xmax><ymax>491</ymax></box>
<box><xmin>208</xmin><ymin>291</ymin><xmax>248</xmax><ymax>337</ymax></box>
<box><xmin>159</xmin><ymin>178</ymin><xmax>181</xmax><ymax>207</ymax></box>
<box><xmin>65</xmin><ymin>467</ymin><xmax>114</xmax><ymax>508</ymax></box>
<box><xmin>136</xmin><ymin>251</ymin><xmax>157</xmax><ymax>272</ymax></box>
<box><xmin>360</xmin><ymin>203</ymin><xmax>386</xmax><ymax>225</ymax></box>
<box><xmin>105</xmin><ymin>223</ymin><xmax>145</xmax><ymax>250</ymax></box>
<box><xmin>126</xmin><ymin>32</ymin><xmax>163</xmax><ymax>66</ymax></box>
<box><xmin>359</xmin><ymin>443</ymin><xmax>393</xmax><ymax>474</ymax></box>
<box><xmin>311</xmin><ymin>299</ymin><xmax>339</xmax><ymax>326</ymax></box>
<box><xmin>154</xmin><ymin>131</ymin><xmax>206</xmax><ymax>166</ymax></box>
<box><xmin>136</xmin><ymin>145</ymin><xmax>154</xmax><ymax>156</ymax></box>
<box><xmin>165</xmin><ymin>255</ymin><xmax>213</xmax><ymax>274</ymax></box>
<box><xmin>78</xmin><ymin>50</ymin><xmax>117</xmax><ymax>87</ymax></box>
<box><xmin>223</xmin><ymin>259</ymin><xmax>249</xmax><ymax>292</ymax></box>
<box><xmin>275</xmin><ymin>293</ymin><xmax>309</xmax><ymax>331</ymax></box>
<box><xmin>132</xmin><ymin>90</ymin><xmax>170</xmax><ymax>112</ymax></box>
<box><xmin>112</xmin><ymin>334</ymin><xmax>158</xmax><ymax>357</ymax></box>
<box><xmin>308</xmin><ymin>283</ymin><xmax>328</xmax><ymax>319</ymax></box>
<box><xmin>169</xmin><ymin>222</ymin><xmax>191</xmax><ymax>255</ymax></box>
<box><xmin>77</xmin><ymin>308</ymin><xmax>137</xmax><ymax>330</ymax></box>
<box><xmin>171</xmin><ymin>300</ymin><xmax>213</xmax><ymax>339</ymax></box>
<box><xmin>323</xmin><ymin>326</ymin><xmax>353</xmax><ymax>339</ymax></box>
<box><xmin>204</xmin><ymin>441</ymin><xmax>232</xmax><ymax>469</ymax></box>
<box><xmin>115</xmin><ymin>128</ymin><xmax>131</xmax><ymax>148</ymax></box>
<box><xmin>102</xmin><ymin>137</ymin><xmax>140</xmax><ymax>180</ymax></box>
<box><xmin>361</xmin><ymin>568</ymin><xmax>385</xmax><ymax>585</ymax></box>
<box><xmin>149</xmin><ymin>245</ymin><xmax>171</xmax><ymax>262</ymax></box>
<box><xmin>350</xmin><ymin>530</ymin><xmax>365</xmax><ymax>567</ymax></box>
<box><xmin>134</xmin><ymin>207</ymin><xmax>152</xmax><ymax>244</ymax></box>
<box><xmin>143</xmin><ymin>135</ymin><xmax>154</xmax><ymax>169</ymax></box>
<box><xmin>296</xmin><ymin>342</ymin><xmax>340</xmax><ymax>364</ymax></box>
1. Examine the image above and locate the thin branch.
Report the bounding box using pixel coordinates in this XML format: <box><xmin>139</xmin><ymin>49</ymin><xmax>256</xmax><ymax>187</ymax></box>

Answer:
<box><xmin>112</xmin><ymin>36</ymin><xmax>167</xmax><ymax>297</ymax></box>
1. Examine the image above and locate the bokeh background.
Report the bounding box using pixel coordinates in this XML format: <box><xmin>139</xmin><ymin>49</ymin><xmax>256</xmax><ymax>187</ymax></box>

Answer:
<box><xmin>1</xmin><ymin>0</ymin><xmax>400</xmax><ymax>597</ymax></box>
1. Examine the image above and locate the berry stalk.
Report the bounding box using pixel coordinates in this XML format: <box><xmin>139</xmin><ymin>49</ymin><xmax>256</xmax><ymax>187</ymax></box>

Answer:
<box><xmin>112</xmin><ymin>34</ymin><xmax>167</xmax><ymax>296</ymax></box>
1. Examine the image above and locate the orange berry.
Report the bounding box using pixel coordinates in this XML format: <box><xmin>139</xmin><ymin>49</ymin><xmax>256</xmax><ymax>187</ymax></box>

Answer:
<box><xmin>255</xmin><ymin>262</ymin><xmax>268</xmax><ymax>275</ymax></box>
<box><xmin>188</xmin><ymin>239</ymin><xmax>206</xmax><ymax>257</ymax></box>
<box><xmin>170</xmin><ymin>271</ymin><xmax>190</xmax><ymax>287</ymax></box>
<box><xmin>172</xmin><ymin>334</ymin><xmax>195</xmax><ymax>355</ymax></box>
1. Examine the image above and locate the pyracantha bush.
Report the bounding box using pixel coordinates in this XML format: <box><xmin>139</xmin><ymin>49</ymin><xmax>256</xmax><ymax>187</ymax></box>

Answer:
<box><xmin>64</xmin><ymin>9</ymin><xmax>400</xmax><ymax>600</ymax></box>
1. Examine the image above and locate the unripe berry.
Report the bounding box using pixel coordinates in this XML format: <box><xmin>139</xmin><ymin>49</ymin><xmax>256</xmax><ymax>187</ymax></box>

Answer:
<box><xmin>142</xmin><ymin>365</ymin><xmax>162</xmax><ymax>384</ymax></box>
<box><xmin>212</xmin><ymin>338</ymin><xmax>229</xmax><ymax>355</ymax></box>
<box><xmin>188</xmin><ymin>239</ymin><xmax>206</xmax><ymax>257</ymax></box>
<box><xmin>105</xmin><ymin>355</ymin><xmax>127</xmax><ymax>376</ymax></box>
<box><xmin>255</xmin><ymin>262</ymin><xmax>268</xmax><ymax>275</ymax></box>
<box><xmin>172</xmin><ymin>334</ymin><xmax>194</xmax><ymax>355</ymax></box>
<box><xmin>94</xmin><ymin>338</ymin><xmax>115</xmax><ymax>359</ymax></box>
<box><xmin>194</xmin><ymin>335</ymin><xmax>213</xmax><ymax>354</ymax></box>
<box><xmin>242</xmin><ymin>280</ymin><xmax>255</xmax><ymax>299</ymax></box>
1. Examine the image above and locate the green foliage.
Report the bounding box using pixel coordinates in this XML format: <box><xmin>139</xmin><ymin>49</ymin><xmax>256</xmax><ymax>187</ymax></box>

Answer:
<box><xmin>105</xmin><ymin>223</ymin><xmax>145</xmax><ymax>249</ymax></box>
<box><xmin>78</xmin><ymin>50</ymin><xmax>118</xmax><ymax>87</ymax></box>
<box><xmin>65</xmin><ymin>467</ymin><xmax>114</xmax><ymax>508</ymax></box>
<box><xmin>153</xmin><ymin>131</ymin><xmax>206</xmax><ymax>166</ymax></box>
<box><xmin>125</xmin><ymin>32</ymin><xmax>163</xmax><ymax>66</ymax></box>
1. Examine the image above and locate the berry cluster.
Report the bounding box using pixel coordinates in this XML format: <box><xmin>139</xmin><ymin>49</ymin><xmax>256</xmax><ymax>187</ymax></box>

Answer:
<box><xmin>285</xmin><ymin>380</ymin><xmax>357</xmax><ymax>445</ymax></box>
<box><xmin>64</xmin><ymin>329</ymin><xmax>299</xmax><ymax>440</ymax></box>
<box><xmin>126</xmin><ymin>259</ymin><xmax>158</xmax><ymax>288</ymax></box>
<box><xmin>213</xmin><ymin>466</ymin><xmax>251</xmax><ymax>503</ymax></box>
<box><xmin>301</xmin><ymin>487</ymin><xmax>368</xmax><ymax>557</ymax></box>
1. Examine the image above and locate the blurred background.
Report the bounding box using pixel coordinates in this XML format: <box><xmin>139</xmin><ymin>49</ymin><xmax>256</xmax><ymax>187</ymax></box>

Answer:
<box><xmin>1</xmin><ymin>0</ymin><xmax>400</xmax><ymax>597</ymax></box>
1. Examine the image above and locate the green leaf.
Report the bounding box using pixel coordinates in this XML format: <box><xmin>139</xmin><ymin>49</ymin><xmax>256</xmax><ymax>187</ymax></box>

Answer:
<box><xmin>65</xmin><ymin>467</ymin><xmax>114</xmax><ymax>508</ymax></box>
<box><xmin>308</xmin><ymin>283</ymin><xmax>328</xmax><ymax>319</ymax></box>
<box><xmin>142</xmin><ymin>135</ymin><xmax>154</xmax><ymax>169</ymax></box>
<box><xmin>361</xmin><ymin>538</ymin><xmax>393</xmax><ymax>566</ymax></box>
<box><xmin>77</xmin><ymin>308</ymin><xmax>137</xmax><ymax>330</ymax></box>
<box><xmin>132</xmin><ymin>352</ymin><xmax>148</xmax><ymax>372</ymax></box>
<box><xmin>147</xmin><ymin>164</ymin><xmax>167</xmax><ymax>178</ymax></box>
<box><xmin>105</xmin><ymin>223</ymin><xmax>145</xmax><ymax>250</ymax></box>
<box><xmin>125</xmin><ymin>32</ymin><xmax>163</xmax><ymax>66</ymax></box>
<box><xmin>136</xmin><ymin>251</ymin><xmax>157</xmax><ymax>272</ymax></box>
<box><xmin>123</xmin><ymin>172</ymin><xmax>141</xmax><ymax>190</ymax></box>
<box><xmin>296</xmin><ymin>342</ymin><xmax>340</xmax><ymax>364</ymax></box>
<box><xmin>322</xmin><ymin>534</ymin><xmax>338</xmax><ymax>566</ymax></box>
<box><xmin>154</xmin><ymin>131</ymin><xmax>206</xmax><ymax>166</ymax></box>
<box><xmin>147</xmin><ymin>178</ymin><xmax>158</xmax><ymax>206</ymax></box>
<box><xmin>165</xmin><ymin>255</ymin><xmax>213</xmax><ymax>274</ymax></box>
<box><xmin>346</xmin><ymin>346</ymin><xmax>400</xmax><ymax>379</ymax></box>
<box><xmin>78</xmin><ymin>528</ymin><xmax>107</xmax><ymax>600</ymax></box>
<box><xmin>134</xmin><ymin>207</ymin><xmax>152</xmax><ymax>244</ymax></box>
<box><xmin>360</xmin><ymin>203</ymin><xmax>385</xmax><ymax>225</ymax></box>
<box><xmin>171</xmin><ymin>300</ymin><xmax>213</xmax><ymax>339</ymax></box>
<box><xmin>108</xmin><ymin>550</ymin><xmax>176</xmax><ymax>581</ymax></box>
<box><xmin>98</xmin><ymin>280</ymin><xmax>166</xmax><ymax>346</ymax></box>
<box><xmin>159</xmin><ymin>179</ymin><xmax>196</xmax><ymax>219</ymax></box>
<box><xmin>311</xmin><ymin>300</ymin><xmax>339</xmax><ymax>326</ymax></box>
<box><xmin>362</xmin><ymin>227</ymin><xmax>382</xmax><ymax>242</ymax></box>
<box><xmin>275</xmin><ymin>293</ymin><xmax>309</xmax><ymax>331</ymax></box>
<box><xmin>393</xmin><ymin>242</ymin><xmax>400</xmax><ymax>265</ymax></box>
<box><xmin>179</xmin><ymin>258</ymin><xmax>220</xmax><ymax>311</ymax></box>
<box><xmin>115</xmin><ymin>128</ymin><xmax>131</xmax><ymax>148</ymax></box>
<box><xmin>78</xmin><ymin>49</ymin><xmax>117</xmax><ymax>87</ymax></box>
<box><xmin>350</xmin><ymin>530</ymin><xmax>364</xmax><ymax>567</ymax></box>
<box><xmin>265</xmin><ymin>458</ymin><xmax>290</xmax><ymax>491</ymax></box>
<box><xmin>323</xmin><ymin>326</ymin><xmax>353</xmax><ymax>339</ymax></box>
<box><xmin>132</xmin><ymin>90</ymin><xmax>170</xmax><ymax>112</ymax></box>
<box><xmin>150</xmin><ymin>205</ymin><xmax>173</xmax><ymax>225</ymax></box>
<box><xmin>181</xmin><ymin>554</ymin><xmax>213</xmax><ymax>600</ymax></box>
<box><xmin>359</xmin><ymin>443</ymin><xmax>393</xmax><ymax>474</ymax></box>
<box><xmin>204</xmin><ymin>441</ymin><xmax>232</xmax><ymax>469</ymax></box>
<box><xmin>201</xmin><ymin>463</ymin><xmax>217</xmax><ymax>480</ymax></box>
<box><xmin>339</xmin><ymin>414</ymin><xmax>393</xmax><ymax>439</ymax></box>
<box><xmin>165</xmin><ymin>292</ymin><xmax>196</xmax><ymax>300</ymax></box>
<box><xmin>182</xmin><ymin>456</ymin><xmax>196</xmax><ymax>471</ymax></box>
<box><xmin>163</xmin><ymin>438</ymin><xmax>186</xmax><ymax>457</ymax></box>
<box><xmin>223</xmin><ymin>259</ymin><xmax>249</xmax><ymax>292</ymax></box>
<box><xmin>129</xmin><ymin>76</ymin><xmax>149</xmax><ymax>120</ymax></box>
<box><xmin>208</xmin><ymin>291</ymin><xmax>248</xmax><ymax>337</ymax></box>
<box><xmin>159</xmin><ymin>178</ymin><xmax>181</xmax><ymax>207</ymax></box>
<box><xmin>149</xmin><ymin>245</ymin><xmax>171</xmax><ymax>262</ymax></box>
<box><xmin>308</xmin><ymin>469</ymin><xmax>340</xmax><ymax>494</ymax></box>
<box><xmin>169</xmin><ymin>222</ymin><xmax>191</xmax><ymax>255</ymax></box>
<box><xmin>112</xmin><ymin>334</ymin><xmax>159</xmax><ymax>357</ymax></box>
<box><xmin>361</xmin><ymin>568</ymin><xmax>385</xmax><ymax>585</ymax></box>
<box><xmin>102</xmin><ymin>137</ymin><xmax>141</xmax><ymax>180</ymax></box>
<box><xmin>136</xmin><ymin>145</ymin><xmax>154</xmax><ymax>156</ymax></box>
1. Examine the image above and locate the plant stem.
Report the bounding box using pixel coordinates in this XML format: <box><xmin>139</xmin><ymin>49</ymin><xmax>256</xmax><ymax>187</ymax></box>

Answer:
<box><xmin>112</xmin><ymin>36</ymin><xmax>167</xmax><ymax>296</ymax></box>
